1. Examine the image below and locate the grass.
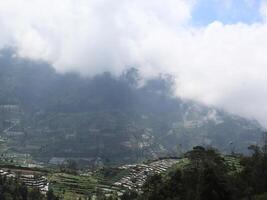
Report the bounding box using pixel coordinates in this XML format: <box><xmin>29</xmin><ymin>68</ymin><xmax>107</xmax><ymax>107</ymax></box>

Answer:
<box><xmin>223</xmin><ymin>155</ymin><xmax>243</xmax><ymax>174</ymax></box>
<box><xmin>48</xmin><ymin>170</ymin><xmax>125</xmax><ymax>199</ymax></box>
<box><xmin>48</xmin><ymin>172</ymin><xmax>98</xmax><ymax>199</ymax></box>
<box><xmin>169</xmin><ymin>158</ymin><xmax>190</xmax><ymax>171</ymax></box>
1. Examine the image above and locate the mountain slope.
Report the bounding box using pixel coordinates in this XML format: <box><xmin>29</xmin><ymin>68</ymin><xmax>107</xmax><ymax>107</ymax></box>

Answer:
<box><xmin>0</xmin><ymin>48</ymin><xmax>263</xmax><ymax>165</ymax></box>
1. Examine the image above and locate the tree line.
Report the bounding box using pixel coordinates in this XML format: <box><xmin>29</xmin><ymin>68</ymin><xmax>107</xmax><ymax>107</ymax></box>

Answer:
<box><xmin>0</xmin><ymin>175</ymin><xmax>58</xmax><ymax>200</ymax></box>
<box><xmin>101</xmin><ymin>144</ymin><xmax>267</xmax><ymax>200</ymax></box>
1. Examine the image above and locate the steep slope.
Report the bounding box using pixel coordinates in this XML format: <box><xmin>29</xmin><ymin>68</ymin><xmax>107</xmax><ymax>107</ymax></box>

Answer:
<box><xmin>0</xmin><ymin>48</ymin><xmax>263</xmax><ymax>165</ymax></box>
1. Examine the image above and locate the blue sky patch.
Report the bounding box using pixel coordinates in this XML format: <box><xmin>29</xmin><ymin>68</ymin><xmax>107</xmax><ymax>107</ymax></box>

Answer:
<box><xmin>191</xmin><ymin>0</ymin><xmax>263</xmax><ymax>26</ymax></box>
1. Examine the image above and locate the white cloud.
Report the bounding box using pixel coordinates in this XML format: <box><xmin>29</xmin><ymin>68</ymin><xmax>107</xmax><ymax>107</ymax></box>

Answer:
<box><xmin>1</xmin><ymin>0</ymin><xmax>267</xmax><ymax>126</ymax></box>
<box><xmin>260</xmin><ymin>0</ymin><xmax>267</xmax><ymax>20</ymax></box>
<box><xmin>0</xmin><ymin>0</ymin><xmax>195</xmax><ymax>74</ymax></box>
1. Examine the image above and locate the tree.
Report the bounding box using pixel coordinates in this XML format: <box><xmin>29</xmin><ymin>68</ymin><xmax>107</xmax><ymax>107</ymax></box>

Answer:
<box><xmin>133</xmin><ymin>147</ymin><xmax>234</xmax><ymax>200</ymax></box>
<box><xmin>47</xmin><ymin>189</ymin><xmax>59</xmax><ymax>200</ymax></box>
<box><xmin>28</xmin><ymin>188</ymin><xmax>43</xmax><ymax>200</ymax></box>
<box><xmin>120</xmin><ymin>68</ymin><xmax>141</xmax><ymax>88</ymax></box>
<box><xmin>60</xmin><ymin>159</ymin><xmax>78</xmax><ymax>174</ymax></box>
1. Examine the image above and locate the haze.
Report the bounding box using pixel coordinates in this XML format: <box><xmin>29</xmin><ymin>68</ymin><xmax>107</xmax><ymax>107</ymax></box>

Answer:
<box><xmin>1</xmin><ymin>0</ymin><xmax>267</xmax><ymax>126</ymax></box>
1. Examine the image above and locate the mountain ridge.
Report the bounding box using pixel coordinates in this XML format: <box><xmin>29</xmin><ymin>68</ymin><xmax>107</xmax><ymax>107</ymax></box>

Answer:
<box><xmin>0</xmin><ymin>48</ymin><xmax>263</xmax><ymax>165</ymax></box>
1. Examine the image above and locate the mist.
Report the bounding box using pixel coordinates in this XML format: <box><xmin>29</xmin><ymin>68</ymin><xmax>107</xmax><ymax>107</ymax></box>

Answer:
<box><xmin>1</xmin><ymin>0</ymin><xmax>267</xmax><ymax>126</ymax></box>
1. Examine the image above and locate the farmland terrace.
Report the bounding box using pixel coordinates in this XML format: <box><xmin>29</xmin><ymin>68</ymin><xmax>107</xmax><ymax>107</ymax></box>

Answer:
<box><xmin>113</xmin><ymin>158</ymin><xmax>183</xmax><ymax>190</ymax></box>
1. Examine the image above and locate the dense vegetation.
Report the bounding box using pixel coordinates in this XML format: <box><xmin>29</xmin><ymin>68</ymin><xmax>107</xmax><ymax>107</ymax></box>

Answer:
<box><xmin>103</xmin><ymin>145</ymin><xmax>267</xmax><ymax>200</ymax></box>
<box><xmin>1</xmin><ymin>144</ymin><xmax>266</xmax><ymax>200</ymax></box>
<box><xmin>0</xmin><ymin>175</ymin><xmax>58</xmax><ymax>200</ymax></box>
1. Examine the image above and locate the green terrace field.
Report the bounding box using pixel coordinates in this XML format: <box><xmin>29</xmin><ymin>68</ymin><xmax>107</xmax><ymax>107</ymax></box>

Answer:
<box><xmin>167</xmin><ymin>156</ymin><xmax>242</xmax><ymax>177</ymax></box>
<box><xmin>0</xmin><ymin>155</ymin><xmax>244</xmax><ymax>200</ymax></box>
<box><xmin>170</xmin><ymin>158</ymin><xmax>190</xmax><ymax>170</ymax></box>
<box><xmin>48</xmin><ymin>171</ymin><xmax>124</xmax><ymax>200</ymax></box>
<box><xmin>48</xmin><ymin>173</ymin><xmax>97</xmax><ymax>199</ymax></box>
<box><xmin>223</xmin><ymin>155</ymin><xmax>243</xmax><ymax>174</ymax></box>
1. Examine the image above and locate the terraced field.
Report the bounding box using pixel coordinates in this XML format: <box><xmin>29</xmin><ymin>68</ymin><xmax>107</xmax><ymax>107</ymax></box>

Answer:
<box><xmin>48</xmin><ymin>171</ymin><xmax>124</xmax><ymax>200</ymax></box>
<box><xmin>0</xmin><ymin>156</ymin><xmax>243</xmax><ymax>200</ymax></box>
<box><xmin>224</xmin><ymin>155</ymin><xmax>243</xmax><ymax>174</ymax></box>
<box><xmin>48</xmin><ymin>173</ymin><xmax>97</xmax><ymax>199</ymax></box>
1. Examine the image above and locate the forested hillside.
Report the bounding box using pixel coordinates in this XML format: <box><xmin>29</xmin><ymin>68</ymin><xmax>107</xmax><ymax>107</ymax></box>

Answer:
<box><xmin>0</xmin><ymin>175</ymin><xmax>58</xmax><ymax>200</ymax></box>
<box><xmin>116</xmin><ymin>145</ymin><xmax>267</xmax><ymax>200</ymax></box>
<box><xmin>0</xmin><ymin>48</ymin><xmax>263</xmax><ymax>165</ymax></box>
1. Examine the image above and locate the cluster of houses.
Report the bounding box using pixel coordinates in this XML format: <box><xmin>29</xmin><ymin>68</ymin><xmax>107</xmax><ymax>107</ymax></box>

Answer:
<box><xmin>0</xmin><ymin>169</ymin><xmax>16</xmax><ymax>178</ymax></box>
<box><xmin>0</xmin><ymin>105</ymin><xmax>21</xmax><ymax>113</ymax></box>
<box><xmin>0</xmin><ymin>169</ymin><xmax>49</xmax><ymax>194</ymax></box>
<box><xmin>114</xmin><ymin>158</ymin><xmax>179</xmax><ymax>190</ymax></box>
<box><xmin>20</xmin><ymin>174</ymin><xmax>49</xmax><ymax>194</ymax></box>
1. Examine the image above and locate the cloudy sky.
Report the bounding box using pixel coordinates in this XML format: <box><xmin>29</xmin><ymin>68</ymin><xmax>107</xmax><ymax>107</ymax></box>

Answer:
<box><xmin>1</xmin><ymin>0</ymin><xmax>267</xmax><ymax>126</ymax></box>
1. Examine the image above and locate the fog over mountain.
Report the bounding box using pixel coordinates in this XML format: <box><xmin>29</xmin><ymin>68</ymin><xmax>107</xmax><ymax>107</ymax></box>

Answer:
<box><xmin>1</xmin><ymin>0</ymin><xmax>267</xmax><ymax>126</ymax></box>
<box><xmin>0</xmin><ymin>49</ymin><xmax>263</xmax><ymax>164</ymax></box>
<box><xmin>1</xmin><ymin>2</ymin><xmax>267</xmax><ymax>200</ymax></box>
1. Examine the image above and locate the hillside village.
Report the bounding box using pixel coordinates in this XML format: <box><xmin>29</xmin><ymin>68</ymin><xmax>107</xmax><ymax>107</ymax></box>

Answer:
<box><xmin>0</xmin><ymin>169</ymin><xmax>49</xmax><ymax>193</ymax></box>
<box><xmin>114</xmin><ymin>158</ymin><xmax>181</xmax><ymax>190</ymax></box>
<box><xmin>0</xmin><ymin>157</ymin><xmax>183</xmax><ymax>199</ymax></box>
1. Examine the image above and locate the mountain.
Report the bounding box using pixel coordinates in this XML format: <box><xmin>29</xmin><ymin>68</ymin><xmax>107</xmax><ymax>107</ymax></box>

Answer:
<box><xmin>0</xmin><ymin>48</ymin><xmax>263</xmax><ymax>165</ymax></box>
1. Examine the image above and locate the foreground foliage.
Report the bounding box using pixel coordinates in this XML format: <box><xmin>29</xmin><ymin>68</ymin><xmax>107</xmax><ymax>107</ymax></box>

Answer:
<box><xmin>0</xmin><ymin>175</ymin><xmax>58</xmax><ymax>200</ymax></box>
<box><xmin>115</xmin><ymin>145</ymin><xmax>267</xmax><ymax>200</ymax></box>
